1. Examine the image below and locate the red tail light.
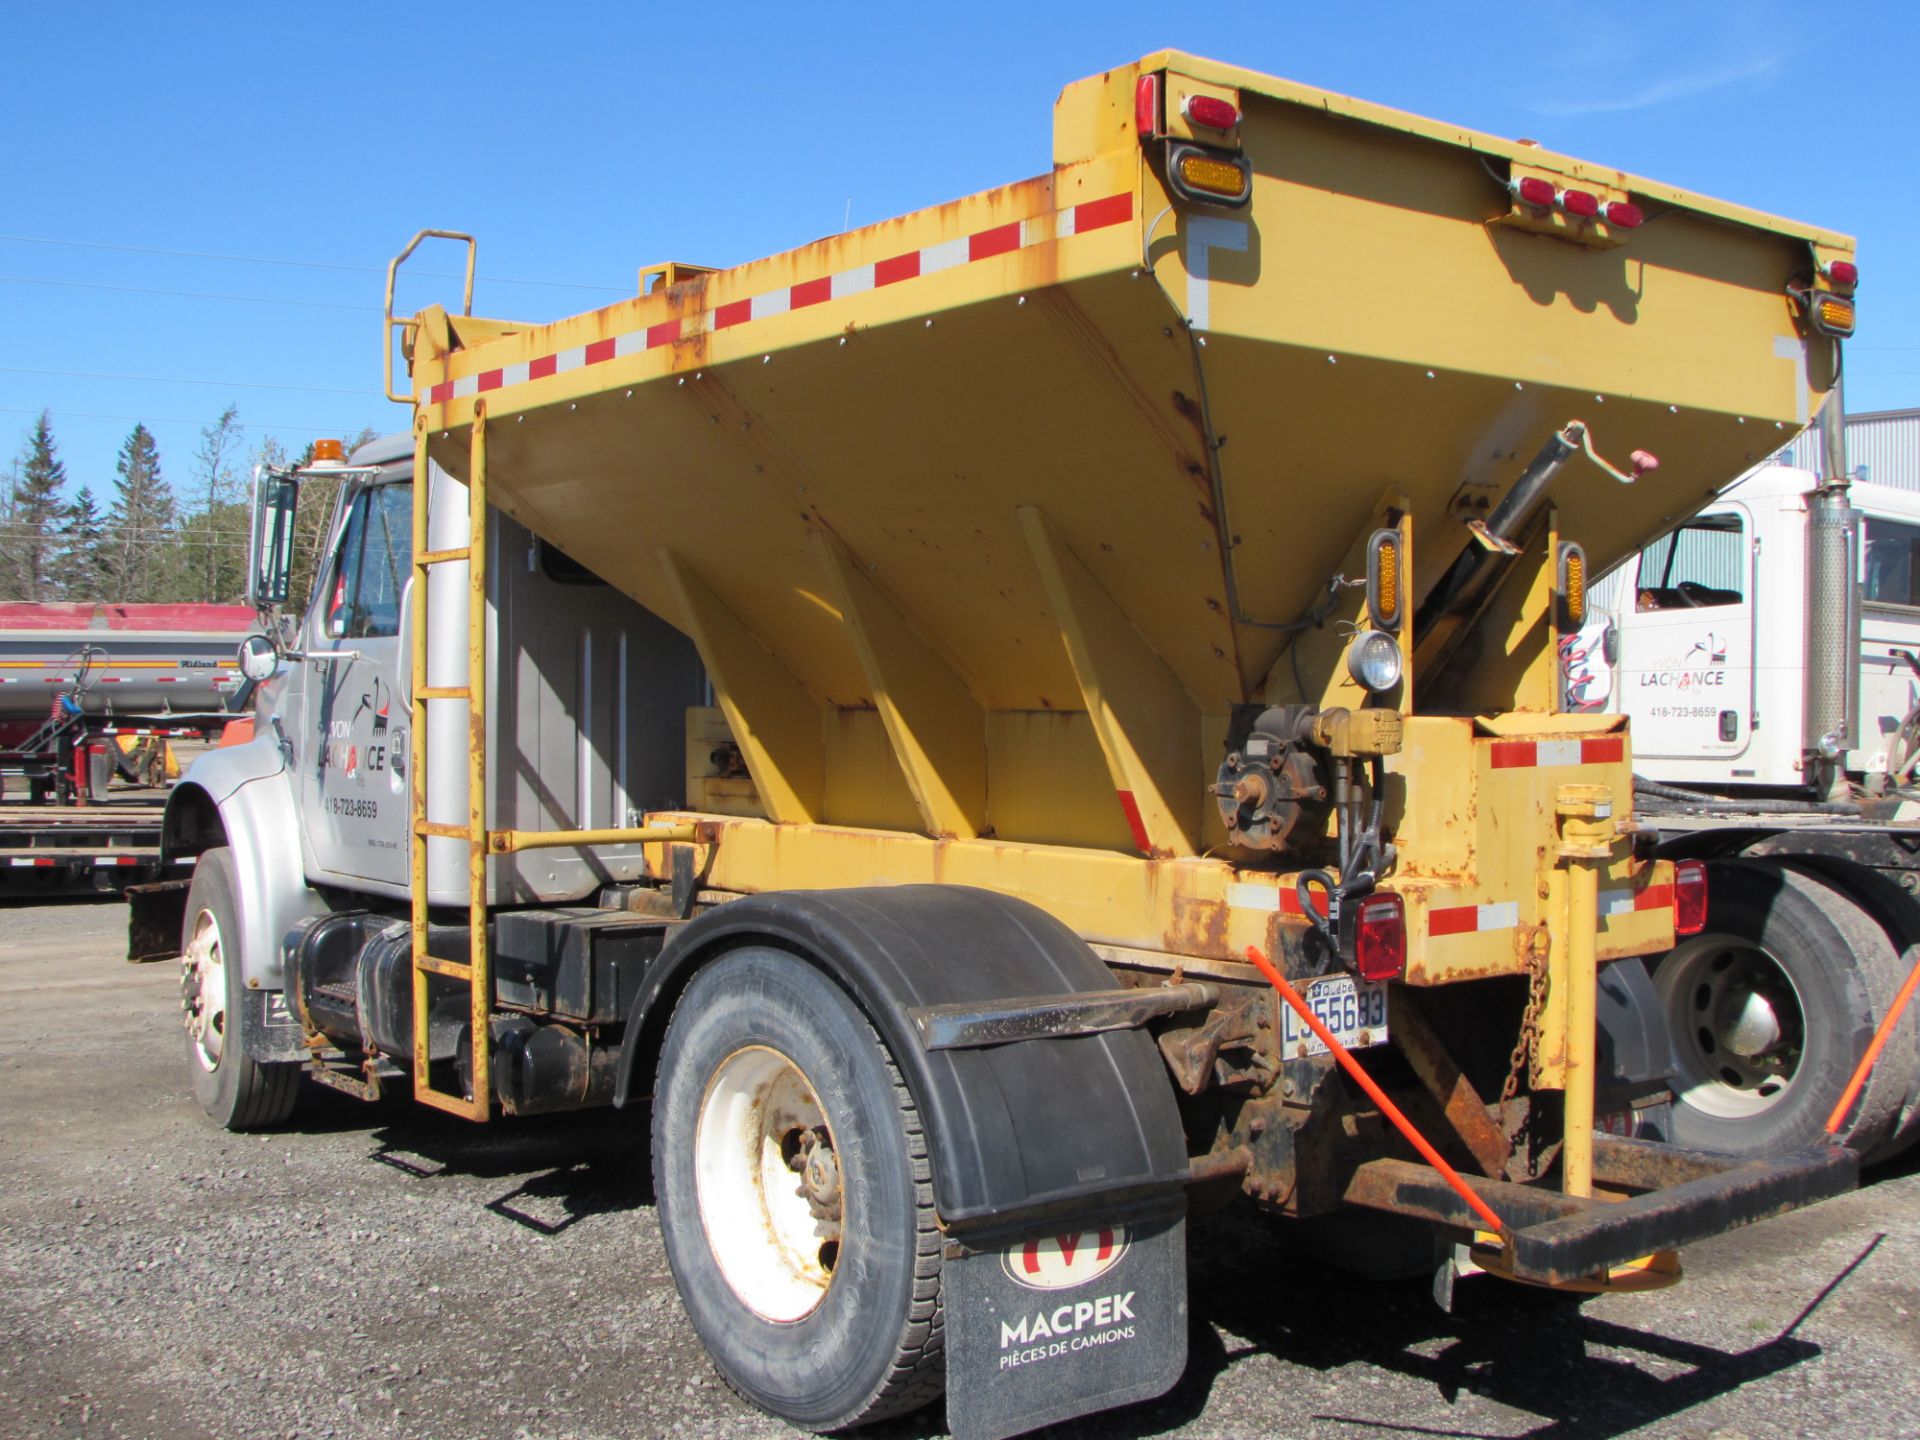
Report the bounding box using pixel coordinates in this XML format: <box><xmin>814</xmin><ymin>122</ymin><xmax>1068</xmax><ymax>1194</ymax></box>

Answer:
<box><xmin>1604</xmin><ymin>200</ymin><xmax>1644</xmax><ymax>229</ymax></box>
<box><xmin>1827</xmin><ymin>259</ymin><xmax>1859</xmax><ymax>287</ymax></box>
<box><xmin>1184</xmin><ymin>94</ymin><xmax>1239</xmax><ymax>131</ymax></box>
<box><xmin>1561</xmin><ymin>188</ymin><xmax>1600</xmax><ymax>219</ymax></box>
<box><xmin>1355</xmin><ymin>893</ymin><xmax>1407</xmax><ymax>982</ymax></box>
<box><xmin>1514</xmin><ymin>176</ymin><xmax>1555</xmax><ymax>208</ymax></box>
<box><xmin>1674</xmin><ymin>860</ymin><xmax>1708</xmax><ymax>935</ymax></box>
<box><xmin>1135</xmin><ymin>73</ymin><xmax>1162</xmax><ymax>140</ymax></box>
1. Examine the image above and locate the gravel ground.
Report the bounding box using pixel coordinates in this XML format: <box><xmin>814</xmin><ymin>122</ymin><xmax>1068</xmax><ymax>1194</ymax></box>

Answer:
<box><xmin>1</xmin><ymin>896</ymin><xmax>1916</xmax><ymax>1440</ymax></box>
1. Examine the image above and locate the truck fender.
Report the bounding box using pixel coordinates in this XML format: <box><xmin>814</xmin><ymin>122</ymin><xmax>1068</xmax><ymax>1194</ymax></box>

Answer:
<box><xmin>614</xmin><ymin>885</ymin><xmax>1190</xmax><ymax>1230</ymax></box>
<box><xmin>162</xmin><ymin>731</ymin><xmax>326</xmax><ymax>994</ymax></box>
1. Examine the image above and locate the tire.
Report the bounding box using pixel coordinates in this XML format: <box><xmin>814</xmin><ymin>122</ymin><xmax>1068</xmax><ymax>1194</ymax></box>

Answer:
<box><xmin>180</xmin><ymin>846</ymin><xmax>301</xmax><ymax>1130</ymax></box>
<box><xmin>1773</xmin><ymin>859</ymin><xmax>1920</xmax><ymax>1159</ymax></box>
<box><xmin>1650</xmin><ymin>860</ymin><xmax>1905</xmax><ymax>1162</ymax></box>
<box><xmin>652</xmin><ymin>947</ymin><xmax>944</xmax><ymax>1431</ymax></box>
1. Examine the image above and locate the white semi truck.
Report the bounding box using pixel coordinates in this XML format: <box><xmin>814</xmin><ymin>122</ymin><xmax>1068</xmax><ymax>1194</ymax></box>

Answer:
<box><xmin>1586</xmin><ymin>418</ymin><xmax>1920</xmax><ymax>1166</ymax></box>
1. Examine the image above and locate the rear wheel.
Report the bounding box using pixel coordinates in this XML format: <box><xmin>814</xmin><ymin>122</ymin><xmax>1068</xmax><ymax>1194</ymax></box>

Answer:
<box><xmin>1651</xmin><ymin>861</ymin><xmax>1905</xmax><ymax>1162</ymax></box>
<box><xmin>652</xmin><ymin>947</ymin><xmax>944</xmax><ymax>1431</ymax></box>
<box><xmin>180</xmin><ymin>846</ymin><xmax>301</xmax><ymax>1130</ymax></box>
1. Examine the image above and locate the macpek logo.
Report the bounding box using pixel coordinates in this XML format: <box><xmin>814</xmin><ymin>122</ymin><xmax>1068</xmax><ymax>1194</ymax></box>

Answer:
<box><xmin>1001</xmin><ymin>1226</ymin><xmax>1128</xmax><ymax>1290</ymax></box>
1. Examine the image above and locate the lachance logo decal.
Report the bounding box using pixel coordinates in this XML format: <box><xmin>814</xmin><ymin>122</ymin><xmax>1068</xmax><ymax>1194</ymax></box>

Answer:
<box><xmin>1001</xmin><ymin>1227</ymin><xmax>1128</xmax><ymax>1291</ymax></box>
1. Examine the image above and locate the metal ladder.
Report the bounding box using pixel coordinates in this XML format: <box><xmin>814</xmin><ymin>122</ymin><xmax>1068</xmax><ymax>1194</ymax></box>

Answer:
<box><xmin>407</xmin><ymin>411</ymin><xmax>494</xmax><ymax>1120</ymax></box>
<box><xmin>388</xmin><ymin>231</ymin><xmax>702</xmax><ymax>1122</ymax></box>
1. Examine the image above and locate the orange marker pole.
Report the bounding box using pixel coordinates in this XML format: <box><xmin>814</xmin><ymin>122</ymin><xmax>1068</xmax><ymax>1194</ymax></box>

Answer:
<box><xmin>1827</xmin><ymin>946</ymin><xmax>1920</xmax><ymax>1137</ymax></box>
<box><xmin>1245</xmin><ymin>944</ymin><xmax>1507</xmax><ymax>1237</ymax></box>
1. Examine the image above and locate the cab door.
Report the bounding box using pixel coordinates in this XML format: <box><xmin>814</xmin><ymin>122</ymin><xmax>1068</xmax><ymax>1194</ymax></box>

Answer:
<box><xmin>1615</xmin><ymin>505</ymin><xmax>1756</xmax><ymax>762</ymax></box>
<box><xmin>300</xmin><ymin>478</ymin><xmax>411</xmax><ymax>888</ymax></box>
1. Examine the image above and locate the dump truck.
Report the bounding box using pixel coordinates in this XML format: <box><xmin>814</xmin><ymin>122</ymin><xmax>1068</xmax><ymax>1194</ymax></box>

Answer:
<box><xmin>142</xmin><ymin>52</ymin><xmax>1869</xmax><ymax>1440</ymax></box>
<box><xmin>1578</xmin><ymin>419</ymin><xmax>1920</xmax><ymax>1167</ymax></box>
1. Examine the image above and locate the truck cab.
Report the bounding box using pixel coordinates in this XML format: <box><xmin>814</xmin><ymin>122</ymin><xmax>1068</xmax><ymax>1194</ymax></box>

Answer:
<box><xmin>1589</xmin><ymin>463</ymin><xmax>1920</xmax><ymax>790</ymax></box>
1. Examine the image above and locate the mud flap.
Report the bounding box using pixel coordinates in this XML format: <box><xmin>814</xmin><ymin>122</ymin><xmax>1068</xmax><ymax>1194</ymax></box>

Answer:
<box><xmin>241</xmin><ymin>987</ymin><xmax>307</xmax><ymax>1063</ymax></box>
<box><xmin>943</xmin><ymin>1197</ymin><xmax>1187</xmax><ymax>1440</ymax></box>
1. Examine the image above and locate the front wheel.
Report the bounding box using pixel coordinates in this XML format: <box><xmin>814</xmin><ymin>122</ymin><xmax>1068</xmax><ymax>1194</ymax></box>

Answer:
<box><xmin>180</xmin><ymin>846</ymin><xmax>301</xmax><ymax>1130</ymax></box>
<box><xmin>652</xmin><ymin>947</ymin><xmax>944</xmax><ymax>1431</ymax></box>
<box><xmin>1651</xmin><ymin>861</ymin><xmax>1905</xmax><ymax>1162</ymax></box>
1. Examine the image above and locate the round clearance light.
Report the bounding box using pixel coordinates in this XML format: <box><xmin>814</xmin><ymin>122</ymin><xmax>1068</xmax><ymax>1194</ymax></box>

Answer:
<box><xmin>1184</xmin><ymin>94</ymin><xmax>1240</xmax><ymax>131</ymax></box>
<box><xmin>1346</xmin><ymin>629</ymin><xmax>1403</xmax><ymax>693</ymax></box>
<box><xmin>1514</xmin><ymin>175</ymin><xmax>1556</xmax><ymax>208</ymax></box>
<box><xmin>1560</xmin><ymin>188</ymin><xmax>1601</xmax><ymax>219</ymax></box>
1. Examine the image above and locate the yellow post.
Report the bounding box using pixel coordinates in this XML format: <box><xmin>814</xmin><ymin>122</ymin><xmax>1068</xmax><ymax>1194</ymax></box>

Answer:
<box><xmin>1555</xmin><ymin>782</ymin><xmax>1614</xmax><ymax>1199</ymax></box>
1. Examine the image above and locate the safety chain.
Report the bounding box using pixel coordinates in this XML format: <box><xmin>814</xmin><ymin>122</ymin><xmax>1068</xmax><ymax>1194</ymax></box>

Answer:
<box><xmin>1497</xmin><ymin>943</ymin><xmax>1552</xmax><ymax>1173</ymax></box>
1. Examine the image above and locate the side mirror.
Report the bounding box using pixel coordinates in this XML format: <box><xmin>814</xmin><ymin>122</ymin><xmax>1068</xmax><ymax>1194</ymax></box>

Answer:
<box><xmin>237</xmin><ymin>634</ymin><xmax>280</xmax><ymax>683</ymax></box>
<box><xmin>247</xmin><ymin>466</ymin><xmax>301</xmax><ymax>607</ymax></box>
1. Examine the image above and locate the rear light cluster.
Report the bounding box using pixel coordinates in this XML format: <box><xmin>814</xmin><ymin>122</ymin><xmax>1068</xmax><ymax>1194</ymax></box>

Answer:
<box><xmin>1674</xmin><ymin>860</ymin><xmax>1709</xmax><ymax>935</ymax></box>
<box><xmin>1354</xmin><ymin>893</ymin><xmax>1407</xmax><ymax>982</ymax></box>
<box><xmin>1826</xmin><ymin>259</ymin><xmax>1860</xmax><ymax>287</ymax></box>
<box><xmin>1511</xmin><ymin>176</ymin><xmax>1643</xmax><ymax>230</ymax></box>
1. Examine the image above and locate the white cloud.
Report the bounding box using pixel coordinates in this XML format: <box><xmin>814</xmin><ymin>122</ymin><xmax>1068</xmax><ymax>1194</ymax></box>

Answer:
<box><xmin>1526</xmin><ymin>54</ymin><xmax>1782</xmax><ymax>117</ymax></box>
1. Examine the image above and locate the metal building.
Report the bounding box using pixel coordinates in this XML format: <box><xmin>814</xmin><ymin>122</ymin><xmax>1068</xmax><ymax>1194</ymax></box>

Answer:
<box><xmin>1775</xmin><ymin>406</ymin><xmax>1920</xmax><ymax>490</ymax></box>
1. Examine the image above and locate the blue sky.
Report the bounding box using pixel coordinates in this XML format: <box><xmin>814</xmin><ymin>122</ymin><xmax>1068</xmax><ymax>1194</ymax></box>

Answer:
<box><xmin>4</xmin><ymin>1</ymin><xmax>1916</xmax><ymax>498</ymax></box>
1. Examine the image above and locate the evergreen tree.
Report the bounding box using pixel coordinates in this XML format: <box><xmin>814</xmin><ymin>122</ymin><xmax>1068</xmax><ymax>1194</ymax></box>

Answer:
<box><xmin>57</xmin><ymin>487</ymin><xmax>107</xmax><ymax>600</ymax></box>
<box><xmin>4</xmin><ymin>412</ymin><xmax>69</xmax><ymax>600</ymax></box>
<box><xmin>102</xmin><ymin>423</ymin><xmax>176</xmax><ymax>603</ymax></box>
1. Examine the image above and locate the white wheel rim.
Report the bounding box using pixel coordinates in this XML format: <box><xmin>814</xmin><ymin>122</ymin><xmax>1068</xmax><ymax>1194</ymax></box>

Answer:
<box><xmin>181</xmin><ymin>906</ymin><xmax>228</xmax><ymax>1072</ymax></box>
<box><xmin>1655</xmin><ymin>934</ymin><xmax>1805</xmax><ymax>1120</ymax></box>
<box><xmin>694</xmin><ymin>1045</ymin><xmax>843</xmax><ymax>1322</ymax></box>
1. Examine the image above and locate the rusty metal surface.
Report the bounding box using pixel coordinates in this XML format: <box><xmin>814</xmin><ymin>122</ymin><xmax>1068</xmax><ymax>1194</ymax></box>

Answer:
<box><xmin>125</xmin><ymin>878</ymin><xmax>191</xmax><ymax>964</ymax></box>
<box><xmin>1156</xmin><ymin>989</ymin><xmax>1278</xmax><ymax>1096</ymax></box>
<box><xmin>1343</xmin><ymin>1141</ymin><xmax>1858</xmax><ymax>1288</ymax></box>
<box><xmin>1389</xmin><ymin>989</ymin><xmax>1510</xmax><ymax>1178</ymax></box>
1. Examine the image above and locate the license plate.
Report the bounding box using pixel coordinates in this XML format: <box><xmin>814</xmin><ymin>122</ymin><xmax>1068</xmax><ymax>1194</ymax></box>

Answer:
<box><xmin>1280</xmin><ymin>974</ymin><xmax>1389</xmax><ymax>1058</ymax></box>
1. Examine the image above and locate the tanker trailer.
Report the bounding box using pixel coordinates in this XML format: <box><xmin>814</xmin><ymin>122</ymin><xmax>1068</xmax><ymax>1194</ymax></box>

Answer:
<box><xmin>0</xmin><ymin>603</ymin><xmax>249</xmax><ymax>895</ymax></box>
<box><xmin>150</xmin><ymin>52</ymin><xmax>1865</xmax><ymax>1440</ymax></box>
<box><xmin>0</xmin><ymin>601</ymin><xmax>251</xmax><ymax>801</ymax></box>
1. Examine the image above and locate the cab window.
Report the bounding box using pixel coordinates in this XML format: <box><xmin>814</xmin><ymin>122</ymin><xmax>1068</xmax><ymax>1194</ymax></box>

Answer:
<box><xmin>1635</xmin><ymin>512</ymin><xmax>1744</xmax><ymax>611</ymax></box>
<box><xmin>324</xmin><ymin>483</ymin><xmax>411</xmax><ymax>639</ymax></box>
<box><xmin>1864</xmin><ymin>519</ymin><xmax>1920</xmax><ymax>609</ymax></box>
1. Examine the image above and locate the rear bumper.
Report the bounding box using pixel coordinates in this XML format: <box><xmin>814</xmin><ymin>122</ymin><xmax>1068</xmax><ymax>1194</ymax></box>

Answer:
<box><xmin>1343</xmin><ymin>1135</ymin><xmax>1857</xmax><ymax>1287</ymax></box>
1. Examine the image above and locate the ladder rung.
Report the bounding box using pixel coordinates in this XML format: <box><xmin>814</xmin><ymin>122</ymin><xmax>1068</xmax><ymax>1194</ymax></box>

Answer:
<box><xmin>414</xmin><ymin>953</ymin><xmax>472</xmax><ymax>980</ymax></box>
<box><xmin>415</xmin><ymin>820</ymin><xmax>475</xmax><ymax>840</ymax></box>
<box><xmin>413</xmin><ymin>1084</ymin><xmax>486</xmax><ymax>1121</ymax></box>
<box><xmin>417</xmin><ymin>546</ymin><xmax>471</xmax><ymax>567</ymax></box>
<box><xmin>417</xmin><ymin>685</ymin><xmax>470</xmax><ymax>701</ymax></box>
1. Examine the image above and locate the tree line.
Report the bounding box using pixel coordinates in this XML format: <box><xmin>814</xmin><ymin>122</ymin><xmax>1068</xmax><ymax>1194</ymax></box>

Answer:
<box><xmin>0</xmin><ymin>409</ymin><xmax>375</xmax><ymax>610</ymax></box>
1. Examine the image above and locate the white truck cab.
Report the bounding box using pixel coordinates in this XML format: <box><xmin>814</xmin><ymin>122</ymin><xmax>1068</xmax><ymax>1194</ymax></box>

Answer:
<box><xmin>1588</xmin><ymin>462</ymin><xmax>1920</xmax><ymax>790</ymax></box>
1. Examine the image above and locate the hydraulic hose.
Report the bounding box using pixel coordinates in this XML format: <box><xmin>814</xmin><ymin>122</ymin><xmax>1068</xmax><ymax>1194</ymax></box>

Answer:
<box><xmin>1631</xmin><ymin>775</ymin><xmax>1860</xmax><ymax>816</ymax></box>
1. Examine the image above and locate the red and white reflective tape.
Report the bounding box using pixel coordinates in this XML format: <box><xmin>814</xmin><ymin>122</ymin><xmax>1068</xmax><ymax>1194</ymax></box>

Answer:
<box><xmin>9</xmin><ymin>857</ymin><xmax>54</xmax><ymax>867</ymax></box>
<box><xmin>1428</xmin><ymin>884</ymin><xmax>1675</xmax><ymax>937</ymax></box>
<box><xmin>426</xmin><ymin>193</ymin><xmax>1135</xmax><ymax>407</ymax></box>
<box><xmin>1490</xmin><ymin>735</ymin><xmax>1624</xmax><ymax>769</ymax></box>
<box><xmin>1429</xmin><ymin>900</ymin><xmax>1521</xmax><ymax>936</ymax></box>
<box><xmin>94</xmin><ymin>856</ymin><xmax>144</xmax><ymax>867</ymax></box>
<box><xmin>1115</xmin><ymin>789</ymin><xmax>1152</xmax><ymax>853</ymax></box>
<box><xmin>1600</xmin><ymin>882</ymin><xmax>1673</xmax><ymax>917</ymax></box>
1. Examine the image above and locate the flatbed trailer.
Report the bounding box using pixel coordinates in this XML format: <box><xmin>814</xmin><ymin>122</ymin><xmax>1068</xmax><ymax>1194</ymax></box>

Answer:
<box><xmin>0</xmin><ymin>796</ymin><xmax>182</xmax><ymax>896</ymax></box>
<box><xmin>144</xmin><ymin>50</ymin><xmax>1866</xmax><ymax>1440</ymax></box>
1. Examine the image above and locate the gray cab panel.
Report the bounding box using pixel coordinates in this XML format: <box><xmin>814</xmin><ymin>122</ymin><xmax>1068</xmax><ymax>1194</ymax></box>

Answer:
<box><xmin>287</xmin><ymin>435</ymin><xmax>705</xmax><ymax>904</ymax></box>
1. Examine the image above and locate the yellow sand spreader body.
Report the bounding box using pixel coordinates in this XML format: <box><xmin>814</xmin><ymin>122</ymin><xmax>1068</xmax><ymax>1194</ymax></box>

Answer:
<box><xmin>167</xmin><ymin>51</ymin><xmax>1863</xmax><ymax>1440</ymax></box>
